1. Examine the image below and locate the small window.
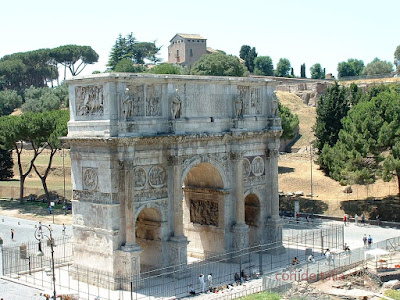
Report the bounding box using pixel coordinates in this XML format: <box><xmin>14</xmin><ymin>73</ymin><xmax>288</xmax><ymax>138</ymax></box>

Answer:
<box><xmin>197</xmin><ymin>40</ymin><xmax>199</xmax><ymax>42</ymax></box>
<box><xmin>176</xmin><ymin>50</ymin><xmax>179</xmax><ymax>57</ymax></box>
<box><xmin>190</xmin><ymin>49</ymin><xmax>193</xmax><ymax>57</ymax></box>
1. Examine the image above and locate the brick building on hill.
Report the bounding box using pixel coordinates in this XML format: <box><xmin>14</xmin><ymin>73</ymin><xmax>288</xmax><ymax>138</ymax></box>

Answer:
<box><xmin>168</xmin><ymin>33</ymin><xmax>215</xmax><ymax>68</ymax></box>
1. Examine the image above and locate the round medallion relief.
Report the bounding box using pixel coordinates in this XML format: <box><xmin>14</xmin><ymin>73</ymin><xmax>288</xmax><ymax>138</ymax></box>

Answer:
<box><xmin>251</xmin><ymin>156</ymin><xmax>265</xmax><ymax>176</ymax></box>
<box><xmin>148</xmin><ymin>165</ymin><xmax>166</xmax><ymax>188</ymax></box>
<box><xmin>243</xmin><ymin>158</ymin><xmax>251</xmax><ymax>178</ymax></box>
<box><xmin>83</xmin><ymin>168</ymin><xmax>97</xmax><ymax>190</ymax></box>
<box><xmin>133</xmin><ymin>167</ymin><xmax>146</xmax><ymax>190</ymax></box>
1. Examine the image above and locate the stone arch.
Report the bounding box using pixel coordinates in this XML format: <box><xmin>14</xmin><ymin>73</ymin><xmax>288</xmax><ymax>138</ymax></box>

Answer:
<box><xmin>182</xmin><ymin>161</ymin><xmax>227</xmax><ymax>258</ymax></box>
<box><xmin>135</xmin><ymin>206</ymin><xmax>163</xmax><ymax>272</ymax></box>
<box><xmin>244</xmin><ymin>193</ymin><xmax>261</xmax><ymax>247</ymax></box>
<box><xmin>181</xmin><ymin>155</ymin><xmax>229</xmax><ymax>189</ymax></box>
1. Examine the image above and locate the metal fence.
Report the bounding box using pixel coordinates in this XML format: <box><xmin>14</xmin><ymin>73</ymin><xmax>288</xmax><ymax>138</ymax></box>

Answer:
<box><xmin>1</xmin><ymin>221</ymin><xmax>344</xmax><ymax>300</ymax></box>
<box><xmin>2</xmin><ymin>235</ymin><xmax>72</xmax><ymax>277</ymax></box>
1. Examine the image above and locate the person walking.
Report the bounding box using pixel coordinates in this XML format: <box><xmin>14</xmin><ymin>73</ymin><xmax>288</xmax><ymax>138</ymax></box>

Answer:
<box><xmin>363</xmin><ymin>234</ymin><xmax>367</xmax><ymax>248</ymax></box>
<box><xmin>354</xmin><ymin>214</ymin><xmax>359</xmax><ymax>225</ymax></box>
<box><xmin>199</xmin><ymin>274</ymin><xmax>206</xmax><ymax>293</ymax></box>
<box><xmin>361</xmin><ymin>214</ymin><xmax>365</xmax><ymax>225</ymax></box>
<box><xmin>207</xmin><ymin>273</ymin><xmax>213</xmax><ymax>290</ymax></box>
<box><xmin>343</xmin><ymin>214</ymin><xmax>347</xmax><ymax>226</ymax></box>
<box><xmin>11</xmin><ymin>228</ymin><xmax>14</xmax><ymax>241</ymax></box>
<box><xmin>368</xmin><ymin>235</ymin><xmax>373</xmax><ymax>248</ymax></box>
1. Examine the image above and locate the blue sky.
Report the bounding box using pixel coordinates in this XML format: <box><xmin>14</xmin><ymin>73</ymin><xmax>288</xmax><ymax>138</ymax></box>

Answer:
<box><xmin>1</xmin><ymin>0</ymin><xmax>398</xmax><ymax>78</ymax></box>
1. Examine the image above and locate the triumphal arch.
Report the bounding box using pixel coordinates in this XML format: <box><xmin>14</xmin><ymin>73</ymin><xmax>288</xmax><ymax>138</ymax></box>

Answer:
<box><xmin>66</xmin><ymin>73</ymin><xmax>282</xmax><ymax>282</ymax></box>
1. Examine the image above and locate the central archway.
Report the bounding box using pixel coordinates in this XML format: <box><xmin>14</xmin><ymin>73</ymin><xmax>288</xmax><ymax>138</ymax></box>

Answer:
<box><xmin>135</xmin><ymin>208</ymin><xmax>163</xmax><ymax>272</ymax></box>
<box><xmin>182</xmin><ymin>162</ymin><xmax>226</xmax><ymax>259</ymax></box>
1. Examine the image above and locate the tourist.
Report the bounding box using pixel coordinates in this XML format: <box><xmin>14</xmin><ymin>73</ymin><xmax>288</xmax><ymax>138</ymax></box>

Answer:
<box><xmin>207</xmin><ymin>273</ymin><xmax>213</xmax><ymax>290</ymax></box>
<box><xmin>363</xmin><ymin>234</ymin><xmax>367</xmax><ymax>248</ymax></box>
<box><xmin>11</xmin><ymin>228</ymin><xmax>14</xmax><ymax>240</ymax></box>
<box><xmin>189</xmin><ymin>284</ymin><xmax>196</xmax><ymax>295</ymax></box>
<box><xmin>344</xmin><ymin>243</ymin><xmax>350</xmax><ymax>252</ymax></box>
<box><xmin>199</xmin><ymin>274</ymin><xmax>206</xmax><ymax>293</ymax></box>
<box><xmin>234</xmin><ymin>272</ymin><xmax>241</xmax><ymax>285</ymax></box>
<box><xmin>241</xmin><ymin>269</ymin><xmax>248</xmax><ymax>281</ymax></box>
<box><xmin>354</xmin><ymin>214</ymin><xmax>359</xmax><ymax>225</ymax></box>
<box><xmin>376</xmin><ymin>215</ymin><xmax>381</xmax><ymax>226</ymax></box>
<box><xmin>296</xmin><ymin>212</ymin><xmax>300</xmax><ymax>223</ymax></box>
<box><xmin>325</xmin><ymin>249</ymin><xmax>332</xmax><ymax>265</ymax></box>
<box><xmin>292</xmin><ymin>257</ymin><xmax>300</xmax><ymax>265</ymax></box>
<box><xmin>368</xmin><ymin>235</ymin><xmax>373</xmax><ymax>248</ymax></box>
<box><xmin>62</xmin><ymin>223</ymin><xmax>66</xmax><ymax>235</ymax></box>
<box><xmin>343</xmin><ymin>214</ymin><xmax>347</xmax><ymax>226</ymax></box>
<box><xmin>307</xmin><ymin>254</ymin><xmax>315</xmax><ymax>263</ymax></box>
<box><xmin>361</xmin><ymin>214</ymin><xmax>365</xmax><ymax>225</ymax></box>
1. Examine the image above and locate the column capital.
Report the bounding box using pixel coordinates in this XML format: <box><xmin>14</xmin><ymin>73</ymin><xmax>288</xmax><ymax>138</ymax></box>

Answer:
<box><xmin>167</xmin><ymin>155</ymin><xmax>180</xmax><ymax>166</ymax></box>
<box><xmin>230</xmin><ymin>151</ymin><xmax>244</xmax><ymax>161</ymax></box>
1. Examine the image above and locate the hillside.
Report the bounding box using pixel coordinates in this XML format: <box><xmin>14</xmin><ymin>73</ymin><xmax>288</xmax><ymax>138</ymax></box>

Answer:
<box><xmin>277</xmin><ymin>90</ymin><xmax>399</xmax><ymax>217</ymax></box>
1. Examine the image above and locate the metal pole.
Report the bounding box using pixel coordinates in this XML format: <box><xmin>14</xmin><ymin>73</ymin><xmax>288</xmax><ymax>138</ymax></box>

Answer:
<box><xmin>62</xmin><ymin>147</ymin><xmax>66</xmax><ymax>215</ymax></box>
<box><xmin>310</xmin><ymin>143</ymin><xmax>313</xmax><ymax>200</ymax></box>
<box><xmin>50</xmin><ymin>232</ymin><xmax>56</xmax><ymax>300</ymax></box>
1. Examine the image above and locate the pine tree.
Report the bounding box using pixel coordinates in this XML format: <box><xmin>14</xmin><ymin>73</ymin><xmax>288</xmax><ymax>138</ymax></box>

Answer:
<box><xmin>300</xmin><ymin>63</ymin><xmax>306</xmax><ymax>78</ymax></box>
<box><xmin>0</xmin><ymin>148</ymin><xmax>13</xmax><ymax>180</ymax></box>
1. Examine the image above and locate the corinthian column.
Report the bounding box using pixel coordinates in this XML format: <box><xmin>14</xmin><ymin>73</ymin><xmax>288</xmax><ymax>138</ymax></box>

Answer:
<box><xmin>231</xmin><ymin>151</ymin><xmax>249</xmax><ymax>251</ymax></box>
<box><xmin>268</xmin><ymin>142</ymin><xmax>280</xmax><ymax>220</ymax></box>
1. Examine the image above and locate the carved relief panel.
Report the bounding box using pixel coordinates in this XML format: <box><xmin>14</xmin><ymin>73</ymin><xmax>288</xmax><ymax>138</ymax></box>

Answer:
<box><xmin>133</xmin><ymin>167</ymin><xmax>146</xmax><ymax>190</ymax></box>
<box><xmin>236</xmin><ymin>86</ymin><xmax>262</xmax><ymax>116</ymax></box>
<box><xmin>122</xmin><ymin>84</ymin><xmax>162</xmax><ymax>119</ymax></box>
<box><xmin>243</xmin><ymin>156</ymin><xmax>265</xmax><ymax>177</ymax></box>
<box><xmin>75</xmin><ymin>86</ymin><xmax>104</xmax><ymax>116</ymax></box>
<box><xmin>148</xmin><ymin>166</ymin><xmax>166</xmax><ymax>188</ymax></box>
<box><xmin>82</xmin><ymin>167</ymin><xmax>98</xmax><ymax>190</ymax></box>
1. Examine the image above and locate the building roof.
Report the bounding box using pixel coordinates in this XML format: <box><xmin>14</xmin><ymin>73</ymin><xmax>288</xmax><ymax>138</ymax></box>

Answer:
<box><xmin>170</xmin><ymin>33</ymin><xmax>206</xmax><ymax>42</ymax></box>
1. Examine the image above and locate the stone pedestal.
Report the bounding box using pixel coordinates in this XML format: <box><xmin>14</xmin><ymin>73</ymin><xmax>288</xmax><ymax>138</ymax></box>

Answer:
<box><xmin>263</xmin><ymin>218</ymin><xmax>284</xmax><ymax>253</ymax></box>
<box><xmin>114</xmin><ymin>245</ymin><xmax>142</xmax><ymax>290</ymax></box>
<box><xmin>231</xmin><ymin>223</ymin><xmax>249</xmax><ymax>262</ymax></box>
<box><xmin>170</xmin><ymin>120</ymin><xmax>185</xmax><ymax>134</ymax></box>
<box><xmin>167</xmin><ymin>236</ymin><xmax>190</xmax><ymax>279</ymax></box>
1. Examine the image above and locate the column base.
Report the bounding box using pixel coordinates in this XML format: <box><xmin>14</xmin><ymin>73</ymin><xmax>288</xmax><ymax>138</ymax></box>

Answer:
<box><xmin>167</xmin><ymin>236</ymin><xmax>190</xmax><ymax>279</ymax></box>
<box><xmin>231</xmin><ymin>223</ymin><xmax>249</xmax><ymax>262</ymax></box>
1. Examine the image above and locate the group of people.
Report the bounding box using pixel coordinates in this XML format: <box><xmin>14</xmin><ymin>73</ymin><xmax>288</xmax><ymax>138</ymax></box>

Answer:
<box><xmin>190</xmin><ymin>270</ymin><xmax>250</xmax><ymax>295</ymax></box>
<box><xmin>191</xmin><ymin>273</ymin><xmax>213</xmax><ymax>294</ymax></box>
<box><xmin>345</xmin><ymin>213</ymin><xmax>382</xmax><ymax>226</ymax></box>
<box><xmin>363</xmin><ymin>234</ymin><xmax>373</xmax><ymax>248</ymax></box>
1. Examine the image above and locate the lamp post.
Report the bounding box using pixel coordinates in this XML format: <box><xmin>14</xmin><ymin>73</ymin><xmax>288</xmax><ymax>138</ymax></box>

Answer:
<box><xmin>35</xmin><ymin>222</ymin><xmax>56</xmax><ymax>300</ymax></box>
<box><xmin>61</xmin><ymin>146</ymin><xmax>67</xmax><ymax>215</ymax></box>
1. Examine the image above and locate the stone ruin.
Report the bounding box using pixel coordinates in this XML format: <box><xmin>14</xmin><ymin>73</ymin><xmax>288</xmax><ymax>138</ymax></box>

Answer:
<box><xmin>66</xmin><ymin>73</ymin><xmax>283</xmax><ymax>287</ymax></box>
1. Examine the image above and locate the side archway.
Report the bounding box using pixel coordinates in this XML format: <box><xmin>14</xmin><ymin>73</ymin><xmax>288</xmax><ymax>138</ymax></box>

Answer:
<box><xmin>135</xmin><ymin>207</ymin><xmax>163</xmax><ymax>272</ymax></box>
<box><xmin>244</xmin><ymin>193</ymin><xmax>261</xmax><ymax>247</ymax></box>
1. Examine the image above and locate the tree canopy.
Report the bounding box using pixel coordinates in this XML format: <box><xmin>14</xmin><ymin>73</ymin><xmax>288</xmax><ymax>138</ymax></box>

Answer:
<box><xmin>300</xmin><ymin>63</ymin><xmax>306</xmax><ymax>78</ymax></box>
<box><xmin>0</xmin><ymin>90</ymin><xmax>22</xmax><ymax>116</ymax></box>
<box><xmin>395</xmin><ymin>45</ymin><xmax>400</xmax><ymax>72</ymax></box>
<box><xmin>253</xmin><ymin>56</ymin><xmax>274</xmax><ymax>76</ymax></box>
<box><xmin>279</xmin><ymin>102</ymin><xmax>299</xmax><ymax>140</ymax></box>
<box><xmin>0</xmin><ymin>49</ymin><xmax>58</xmax><ymax>91</ymax></box>
<box><xmin>107</xmin><ymin>33</ymin><xmax>161</xmax><ymax>70</ymax></box>
<box><xmin>50</xmin><ymin>45</ymin><xmax>99</xmax><ymax>79</ymax></box>
<box><xmin>0</xmin><ymin>110</ymin><xmax>69</xmax><ymax>202</ymax></box>
<box><xmin>149</xmin><ymin>63</ymin><xmax>188</xmax><ymax>75</ymax></box>
<box><xmin>275</xmin><ymin>58</ymin><xmax>291</xmax><ymax>77</ymax></box>
<box><xmin>190</xmin><ymin>52</ymin><xmax>248</xmax><ymax>77</ymax></box>
<box><xmin>310</xmin><ymin>63</ymin><xmax>325</xmax><ymax>79</ymax></box>
<box><xmin>0</xmin><ymin>148</ymin><xmax>13</xmax><ymax>180</ymax></box>
<box><xmin>362</xmin><ymin>58</ymin><xmax>393</xmax><ymax>76</ymax></box>
<box><xmin>239</xmin><ymin>45</ymin><xmax>257</xmax><ymax>73</ymax></box>
<box><xmin>314</xmin><ymin>82</ymin><xmax>350</xmax><ymax>155</ymax></box>
<box><xmin>337</xmin><ymin>58</ymin><xmax>364</xmax><ymax>78</ymax></box>
<box><xmin>21</xmin><ymin>85</ymin><xmax>69</xmax><ymax>113</ymax></box>
<box><xmin>113</xmin><ymin>58</ymin><xmax>146</xmax><ymax>73</ymax></box>
<box><xmin>318</xmin><ymin>85</ymin><xmax>400</xmax><ymax>194</ymax></box>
